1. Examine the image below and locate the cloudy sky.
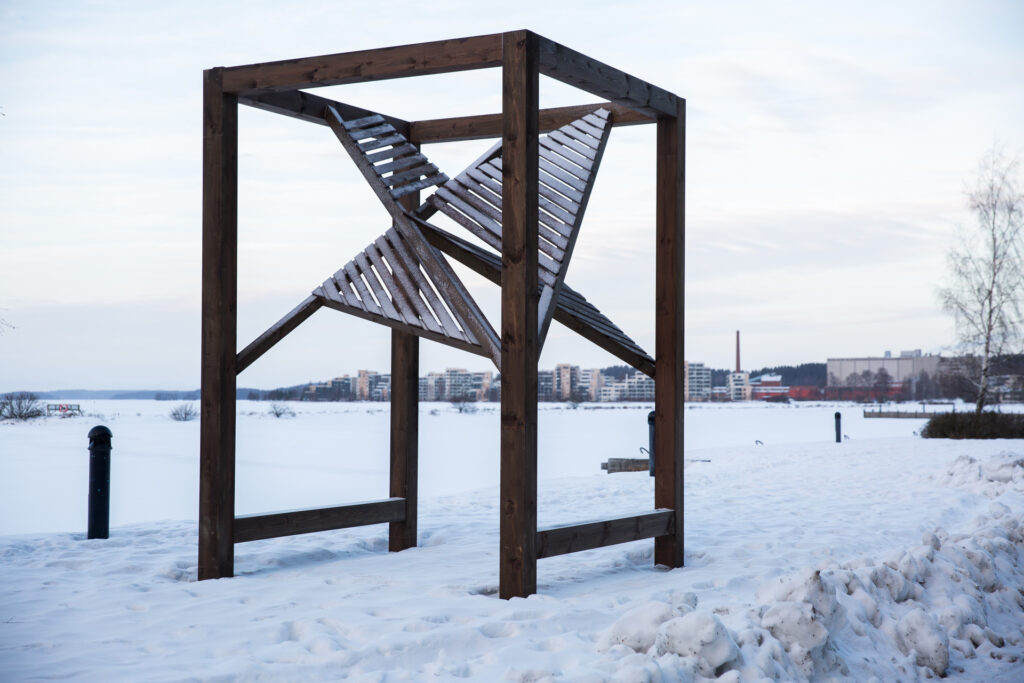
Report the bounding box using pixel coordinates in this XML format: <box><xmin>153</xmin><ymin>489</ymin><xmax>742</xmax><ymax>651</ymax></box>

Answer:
<box><xmin>2</xmin><ymin>1</ymin><xmax>1022</xmax><ymax>391</ymax></box>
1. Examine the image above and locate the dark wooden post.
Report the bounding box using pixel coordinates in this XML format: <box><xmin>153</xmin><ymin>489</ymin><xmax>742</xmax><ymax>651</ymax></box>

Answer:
<box><xmin>390</xmin><ymin>189</ymin><xmax>420</xmax><ymax>552</ymax></box>
<box><xmin>654</xmin><ymin>98</ymin><xmax>685</xmax><ymax>569</ymax></box>
<box><xmin>199</xmin><ymin>67</ymin><xmax>239</xmax><ymax>580</ymax></box>
<box><xmin>500</xmin><ymin>29</ymin><xmax>540</xmax><ymax>599</ymax></box>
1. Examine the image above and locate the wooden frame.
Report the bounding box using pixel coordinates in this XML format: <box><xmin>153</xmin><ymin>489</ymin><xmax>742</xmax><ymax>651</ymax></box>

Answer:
<box><xmin>200</xmin><ymin>30</ymin><xmax>684</xmax><ymax>597</ymax></box>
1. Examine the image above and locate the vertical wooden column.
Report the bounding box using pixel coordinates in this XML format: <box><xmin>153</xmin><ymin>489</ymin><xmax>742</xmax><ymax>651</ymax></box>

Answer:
<box><xmin>390</xmin><ymin>189</ymin><xmax>420</xmax><ymax>552</ymax></box>
<box><xmin>199</xmin><ymin>67</ymin><xmax>239</xmax><ymax>580</ymax></box>
<box><xmin>654</xmin><ymin>98</ymin><xmax>685</xmax><ymax>568</ymax></box>
<box><xmin>500</xmin><ymin>30</ymin><xmax>540</xmax><ymax>599</ymax></box>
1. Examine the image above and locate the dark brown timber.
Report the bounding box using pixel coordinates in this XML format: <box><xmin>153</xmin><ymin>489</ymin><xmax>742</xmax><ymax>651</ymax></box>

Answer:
<box><xmin>390</xmin><ymin>189</ymin><xmax>420</xmax><ymax>552</ymax></box>
<box><xmin>199</xmin><ymin>67</ymin><xmax>239</xmax><ymax>580</ymax></box>
<box><xmin>410</xmin><ymin>102</ymin><xmax>650</xmax><ymax>144</ymax></box>
<box><xmin>234</xmin><ymin>499</ymin><xmax>405</xmax><ymax>543</ymax></box>
<box><xmin>537</xmin><ymin>36</ymin><xmax>678</xmax><ymax>118</ymax></box>
<box><xmin>500</xmin><ymin>30</ymin><xmax>540</xmax><ymax>600</ymax></box>
<box><xmin>221</xmin><ymin>33</ymin><xmax>504</xmax><ymax>94</ymax></box>
<box><xmin>236</xmin><ymin>295</ymin><xmax>322</xmax><ymax>374</ymax></box>
<box><xmin>653</xmin><ymin>99</ymin><xmax>685</xmax><ymax>569</ymax></box>
<box><xmin>536</xmin><ymin>510</ymin><xmax>674</xmax><ymax>558</ymax></box>
<box><xmin>239</xmin><ymin>90</ymin><xmax>410</xmax><ymax>137</ymax></box>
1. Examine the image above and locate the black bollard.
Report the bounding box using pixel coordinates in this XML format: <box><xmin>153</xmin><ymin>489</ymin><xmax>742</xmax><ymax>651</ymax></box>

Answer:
<box><xmin>647</xmin><ymin>410</ymin><xmax>656</xmax><ymax>476</ymax></box>
<box><xmin>834</xmin><ymin>411</ymin><xmax>841</xmax><ymax>444</ymax></box>
<box><xmin>88</xmin><ymin>426</ymin><xmax>112</xmax><ymax>539</ymax></box>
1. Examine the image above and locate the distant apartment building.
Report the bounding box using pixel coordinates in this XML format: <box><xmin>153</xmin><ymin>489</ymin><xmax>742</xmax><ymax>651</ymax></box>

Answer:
<box><xmin>538</xmin><ymin>370</ymin><xmax>555</xmax><ymax>402</ymax></box>
<box><xmin>599</xmin><ymin>371</ymin><xmax>655</xmax><ymax>402</ymax></box>
<box><xmin>578</xmin><ymin>368</ymin><xmax>604</xmax><ymax>400</ymax></box>
<box><xmin>685</xmin><ymin>361</ymin><xmax>711</xmax><ymax>401</ymax></box>
<box><xmin>302</xmin><ymin>374</ymin><xmax>354</xmax><ymax>401</ymax></box>
<box><xmin>356</xmin><ymin>370</ymin><xmax>389</xmax><ymax>401</ymax></box>
<box><xmin>727</xmin><ymin>371</ymin><xmax>751</xmax><ymax>401</ymax></box>
<box><xmin>749</xmin><ymin>373</ymin><xmax>788</xmax><ymax>400</ymax></box>
<box><xmin>554</xmin><ymin>363</ymin><xmax>581</xmax><ymax>400</ymax></box>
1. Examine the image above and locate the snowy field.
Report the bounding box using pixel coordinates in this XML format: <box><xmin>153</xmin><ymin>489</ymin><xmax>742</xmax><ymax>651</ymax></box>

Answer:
<box><xmin>2</xmin><ymin>401</ymin><xmax>1024</xmax><ymax>681</ymax></box>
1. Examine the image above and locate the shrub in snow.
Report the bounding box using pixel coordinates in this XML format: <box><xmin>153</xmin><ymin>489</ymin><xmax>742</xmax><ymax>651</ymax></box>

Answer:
<box><xmin>0</xmin><ymin>392</ymin><xmax>43</xmax><ymax>420</ymax></box>
<box><xmin>653</xmin><ymin>611</ymin><xmax>740</xmax><ymax>676</ymax></box>
<box><xmin>169</xmin><ymin>403</ymin><xmax>197</xmax><ymax>422</ymax></box>
<box><xmin>921</xmin><ymin>411</ymin><xmax>1024</xmax><ymax>438</ymax></box>
<box><xmin>268</xmin><ymin>402</ymin><xmax>295</xmax><ymax>418</ymax></box>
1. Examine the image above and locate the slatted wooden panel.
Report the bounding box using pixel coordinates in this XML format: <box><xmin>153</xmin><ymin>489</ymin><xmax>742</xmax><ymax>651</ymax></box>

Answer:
<box><xmin>311</xmin><ymin>227</ymin><xmax>497</xmax><ymax>359</ymax></box>
<box><xmin>324</xmin><ymin>106</ymin><xmax>501</xmax><ymax>367</ymax></box>
<box><xmin>425</xmin><ymin>108</ymin><xmax>612</xmax><ymax>342</ymax></box>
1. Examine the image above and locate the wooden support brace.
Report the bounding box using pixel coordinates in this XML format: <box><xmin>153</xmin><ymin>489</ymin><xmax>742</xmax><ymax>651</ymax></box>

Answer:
<box><xmin>536</xmin><ymin>510</ymin><xmax>674</xmax><ymax>558</ymax></box>
<box><xmin>234</xmin><ymin>498</ymin><xmax>406</xmax><ymax>543</ymax></box>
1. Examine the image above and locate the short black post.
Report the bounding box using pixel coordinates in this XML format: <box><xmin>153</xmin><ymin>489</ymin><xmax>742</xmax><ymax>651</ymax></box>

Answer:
<box><xmin>88</xmin><ymin>425</ymin><xmax>112</xmax><ymax>539</ymax></box>
<box><xmin>647</xmin><ymin>410</ymin><xmax>656</xmax><ymax>476</ymax></box>
<box><xmin>834</xmin><ymin>411</ymin><xmax>841</xmax><ymax>444</ymax></box>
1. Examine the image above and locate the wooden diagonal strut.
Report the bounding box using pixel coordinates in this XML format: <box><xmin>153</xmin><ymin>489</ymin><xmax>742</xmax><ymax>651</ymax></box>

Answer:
<box><xmin>325</xmin><ymin>106</ymin><xmax>501</xmax><ymax>368</ymax></box>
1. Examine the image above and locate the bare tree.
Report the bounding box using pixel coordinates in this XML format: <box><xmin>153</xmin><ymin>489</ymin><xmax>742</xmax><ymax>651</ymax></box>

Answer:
<box><xmin>939</xmin><ymin>148</ymin><xmax>1024</xmax><ymax>415</ymax></box>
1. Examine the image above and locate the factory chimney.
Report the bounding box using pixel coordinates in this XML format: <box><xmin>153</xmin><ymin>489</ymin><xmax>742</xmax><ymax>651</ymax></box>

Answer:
<box><xmin>735</xmin><ymin>330</ymin><xmax>741</xmax><ymax>373</ymax></box>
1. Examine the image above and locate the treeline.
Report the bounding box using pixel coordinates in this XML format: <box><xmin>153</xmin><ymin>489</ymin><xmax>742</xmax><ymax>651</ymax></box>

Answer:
<box><xmin>709</xmin><ymin>363</ymin><xmax>827</xmax><ymax>387</ymax></box>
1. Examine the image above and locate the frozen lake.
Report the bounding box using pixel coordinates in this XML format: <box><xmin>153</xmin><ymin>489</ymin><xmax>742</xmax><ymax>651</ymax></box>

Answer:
<box><xmin>0</xmin><ymin>400</ymin><xmax>934</xmax><ymax>536</ymax></box>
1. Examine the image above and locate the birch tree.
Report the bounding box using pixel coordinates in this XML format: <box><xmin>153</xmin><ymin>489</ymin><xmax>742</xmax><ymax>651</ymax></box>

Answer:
<box><xmin>939</xmin><ymin>148</ymin><xmax>1024</xmax><ymax>414</ymax></box>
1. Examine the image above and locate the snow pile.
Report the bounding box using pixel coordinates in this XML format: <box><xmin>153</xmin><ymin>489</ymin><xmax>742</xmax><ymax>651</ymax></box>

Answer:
<box><xmin>938</xmin><ymin>452</ymin><xmax>1024</xmax><ymax>497</ymax></box>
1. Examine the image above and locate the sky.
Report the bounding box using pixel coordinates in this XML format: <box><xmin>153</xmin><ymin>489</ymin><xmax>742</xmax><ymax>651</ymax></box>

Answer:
<box><xmin>1</xmin><ymin>0</ymin><xmax>1023</xmax><ymax>391</ymax></box>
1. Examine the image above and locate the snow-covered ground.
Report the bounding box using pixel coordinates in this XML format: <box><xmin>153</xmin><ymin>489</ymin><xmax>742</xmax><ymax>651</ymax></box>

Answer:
<box><xmin>2</xmin><ymin>401</ymin><xmax>1024</xmax><ymax>681</ymax></box>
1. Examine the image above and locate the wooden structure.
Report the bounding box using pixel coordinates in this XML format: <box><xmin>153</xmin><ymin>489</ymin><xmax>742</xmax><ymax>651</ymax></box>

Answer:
<box><xmin>201</xmin><ymin>31</ymin><xmax>684</xmax><ymax>598</ymax></box>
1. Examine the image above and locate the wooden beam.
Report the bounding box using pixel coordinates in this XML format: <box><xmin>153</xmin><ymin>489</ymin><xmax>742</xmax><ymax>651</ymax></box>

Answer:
<box><xmin>239</xmin><ymin>90</ymin><xmax>410</xmax><ymax>137</ymax></box>
<box><xmin>409</xmin><ymin>102</ymin><xmax>650</xmax><ymax>144</ymax></box>
<box><xmin>221</xmin><ymin>33</ymin><xmax>504</xmax><ymax>94</ymax></box>
<box><xmin>390</xmin><ymin>189</ymin><xmax>420</xmax><ymax>553</ymax></box>
<box><xmin>236</xmin><ymin>295</ymin><xmax>322</xmax><ymax>375</ymax></box>
<box><xmin>536</xmin><ymin>35</ymin><xmax>678</xmax><ymax>119</ymax></box>
<box><xmin>654</xmin><ymin>99</ymin><xmax>685</xmax><ymax>569</ymax></box>
<box><xmin>499</xmin><ymin>30</ymin><xmax>540</xmax><ymax>600</ymax></box>
<box><xmin>234</xmin><ymin>498</ymin><xmax>405</xmax><ymax>543</ymax></box>
<box><xmin>413</xmin><ymin>219</ymin><xmax>656</xmax><ymax>377</ymax></box>
<box><xmin>536</xmin><ymin>510</ymin><xmax>674</xmax><ymax>558</ymax></box>
<box><xmin>199</xmin><ymin>67</ymin><xmax>239</xmax><ymax>580</ymax></box>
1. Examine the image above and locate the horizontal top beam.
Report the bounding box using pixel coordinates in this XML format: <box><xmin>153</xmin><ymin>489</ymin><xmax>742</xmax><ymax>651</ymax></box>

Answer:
<box><xmin>220</xmin><ymin>33</ymin><xmax>503</xmax><ymax>95</ymax></box>
<box><xmin>536</xmin><ymin>34</ymin><xmax>678</xmax><ymax>118</ymax></box>
<box><xmin>409</xmin><ymin>101</ymin><xmax>651</xmax><ymax>144</ymax></box>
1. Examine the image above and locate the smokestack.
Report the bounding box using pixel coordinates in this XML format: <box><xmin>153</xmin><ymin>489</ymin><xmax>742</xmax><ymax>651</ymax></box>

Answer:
<box><xmin>735</xmin><ymin>330</ymin><xmax>741</xmax><ymax>373</ymax></box>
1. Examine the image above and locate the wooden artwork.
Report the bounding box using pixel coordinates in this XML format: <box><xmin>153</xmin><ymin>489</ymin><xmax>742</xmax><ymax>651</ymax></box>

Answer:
<box><xmin>200</xmin><ymin>31</ymin><xmax>683</xmax><ymax>599</ymax></box>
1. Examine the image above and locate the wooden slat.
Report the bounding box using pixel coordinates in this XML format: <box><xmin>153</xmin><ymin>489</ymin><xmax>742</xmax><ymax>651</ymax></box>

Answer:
<box><xmin>342</xmin><ymin>114</ymin><xmax>386</xmax><ymax>130</ymax></box>
<box><xmin>449</xmin><ymin>180</ymin><xmax>501</xmax><ymax>221</ymax></box>
<box><xmin>383</xmin><ymin>162</ymin><xmax>438</xmax><ymax>187</ymax></box>
<box><xmin>538</xmin><ymin>194</ymin><xmax>576</xmax><ymax>227</ymax></box>
<box><xmin>391</xmin><ymin>174</ymin><xmax>447</xmax><ymax>198</ymax></box>
<box><xmin>548</xmin><ymin>129</ymin><xmax>598</xmax><ymax>160</ymax></box>
<box><xmin>431</xmin><ymin>197</ymin><xmax>504</xmax><ymax>252</ymax></box>
<box><xmin>499</xmin><ymin>29</ymin><xmax>539</xmax><ymax>600</ymax></box>
<box><xmin>236</xmin><ymin>295</ymin><xmax>322</xmax><ymax>374</ymax></box>
<box><xmin>654</xmin><ymin>98</ymin><xmax>685</xmax><ymax>569</ymax></box>
<box><xmin>540</xmin><ymin>136</ymin><xmax>593</xmax><ymax>172</ymax></box>
<box><xmin>536</xmin><ymin>510</ymin><xmax>674</xmax><ymax>558</ymax></box>
<box><xmin>537</xmin><ymin>178</ymin><xmax>577</xmax><ymax>214</ymax></box>
<box><xmin>358</xmin><ymin>133</ymin><xmax>406</xmax><ymax>152</ymax></box>
<box><xmin>387</xmin><ymin>231</ymin><xmax>468</xmax><ymax>342</ymax></box>
<box><xmin>539</xmin><ymin>159</ymin><xmax>586</xmax><ymax>196</ymax></box>
<box><xmin>566</xmin><ymin>118</ymin><xmax>604</xmax><ymax>140</ymax></box>
<box><xmin>234</xmin><ymin>498</ymin><xmax>406</xmax><ymax>543</ymax></box>
<box><xmin>347</xmin><ymin>123</ymin><xmax>396</xmax><ymax>141</ymax></box>
<box><xmin>435</xmin><ymin>186</ymin><xmax>502</xmax><ymax>239</ymax></box>
<box><xmin>222</xmin><ymin>33</ymin><xmax>504</xmax><ymax>94</ymax></box>
<box><xmin>374</xmin><ymin>234</ymin><xmax>445</xmax><ymax>336</ymax></box>
<box><xmin>237</xmin><ymin>90</ymin><xmax>410</xmax><ymax>137</ymax></box>
<box><xmin>199</xmin><ymin>67</ymin><xmax>238</xmax><ymax>580</ymax></box>
<box><xmin>536</xmin><ymin>34</ymin><xmax>678</xmax><ymax>118</ymax></box>
<box><xmin>373</xmin><ymin>153</ymin><xmax>428</xmax><ymax>176</ymax></box>
<box><xmin>409</xmin><ymin>101</ymin><xmax>651</xmax><ymax>144</ymax></box>
<box><xmin>365</xmin><ymin>242</ymin><xmax>417</xmax><ymax>326</ymax></box>
<box><xmin>354</xmin><ymin>253</ymin><xmax>402</xmax><ymax>322</ymax></box>
<box><xmin>344</xmin><ymin>262</ymin><xmax>384</xmax><ymax>316</ymax></box>
<box><xmin>367</xmin><ymin>143</ymin><xmax>418</xmax><ymax>164</ymax></box>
